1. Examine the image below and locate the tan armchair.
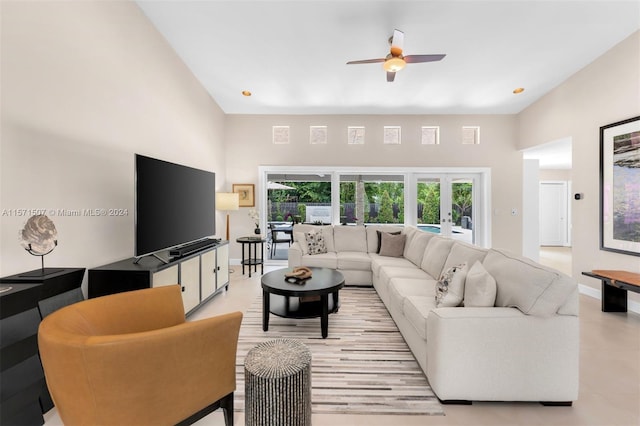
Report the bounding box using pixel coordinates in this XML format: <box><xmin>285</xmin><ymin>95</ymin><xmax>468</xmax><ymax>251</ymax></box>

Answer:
<box><xmin>38</xmin><ymin>285</ymin><xmax>242</xmax><ymax>426</ymax></box>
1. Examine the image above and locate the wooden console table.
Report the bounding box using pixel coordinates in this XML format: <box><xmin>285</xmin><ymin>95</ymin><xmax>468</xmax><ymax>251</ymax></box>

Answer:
<box><xmin>581</xmin><ymin>270</ymin><xmax>640</xmax><ymax>312</ymax></box>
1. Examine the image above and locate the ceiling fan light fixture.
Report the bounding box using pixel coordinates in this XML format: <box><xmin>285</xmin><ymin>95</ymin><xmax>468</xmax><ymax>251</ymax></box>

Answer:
<box><xmin>383</xmin><ymin>57</ymin><xmax>406</xmax><ymax>72</ymax></box>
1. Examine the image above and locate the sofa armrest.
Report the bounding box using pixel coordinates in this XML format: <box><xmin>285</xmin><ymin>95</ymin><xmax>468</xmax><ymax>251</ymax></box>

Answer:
<box><xmin>426</xmin><ymin>307</ymin><xmax>579</xmax><ymax>402</ymax></box>
<box><xmin>288</xmin><ymin>241</ymin><xmax>303</xmax><ymax>267</ymax></box>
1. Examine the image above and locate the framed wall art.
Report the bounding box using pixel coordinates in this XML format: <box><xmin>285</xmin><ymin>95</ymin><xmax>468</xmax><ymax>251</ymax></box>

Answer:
<box><xmin>233</xmin><ymin>183</ymin><xmax>255</xmax><ymax>207</ymax></box>
<box><xmin>600</xmin><ymin>115</ymin><xmax>640</xmax><ymax>256</ymax></box>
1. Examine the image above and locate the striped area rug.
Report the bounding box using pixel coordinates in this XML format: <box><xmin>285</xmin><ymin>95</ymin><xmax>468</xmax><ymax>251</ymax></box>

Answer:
<box><xmin>235</xmin><ymin>287</ymin><xmax>444</xmax><ymax>416</ymax></box>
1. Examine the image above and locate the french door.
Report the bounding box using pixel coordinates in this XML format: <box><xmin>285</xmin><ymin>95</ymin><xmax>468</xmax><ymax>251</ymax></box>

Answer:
<box><xmin>259</xmin><ymin>167</ymin><xmax>491</xmax><ymax>254</ymax></box>
<box><xmin>415</xmin><ymin>173</ymin><xmax>480</xmax><ymax>244</ymax></box>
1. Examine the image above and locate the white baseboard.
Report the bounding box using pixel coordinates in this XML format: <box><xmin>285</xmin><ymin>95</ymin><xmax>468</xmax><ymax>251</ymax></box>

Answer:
<box><xmin>578</xmin><ymin>283</ymin><xmax>640</xmax><ymax>314</ymax></box>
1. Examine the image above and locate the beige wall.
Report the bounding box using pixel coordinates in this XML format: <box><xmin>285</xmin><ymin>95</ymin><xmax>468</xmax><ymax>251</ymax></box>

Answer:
<box><xmin>0</xmin><ymin>1</ymin><xmax>227</xmax><ymax>282</ymax></box>
<box><xmin>539</xmin><ymin>169</ymin><xmax>571</xmax><ymax>181</ymax></box>
<box><xmin>224</xmin><ymin>114</ymin><xmax>523</xmax><ymax>259</ymax></box>
<box><xmin>518</xmin><ymin>31</ymin><xmax>640</xmax><ymax>303</ymax></box>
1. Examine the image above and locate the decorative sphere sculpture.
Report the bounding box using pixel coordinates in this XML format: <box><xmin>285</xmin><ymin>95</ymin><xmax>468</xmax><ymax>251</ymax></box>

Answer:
<box><xmin>20</xmin><ymin>214</ymin><xmax>58</xmax><ymax>255</ymax></box>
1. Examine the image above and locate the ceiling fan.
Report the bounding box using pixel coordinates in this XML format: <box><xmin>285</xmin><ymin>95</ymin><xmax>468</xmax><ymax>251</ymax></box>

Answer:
<box><xmin>347</xmin><ymin>29</ymin><xmax>446</xmax><ymax>82</ymax></box>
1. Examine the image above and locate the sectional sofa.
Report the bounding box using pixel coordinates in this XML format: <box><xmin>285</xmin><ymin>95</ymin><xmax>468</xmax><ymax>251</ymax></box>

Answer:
<box><xmin>288</xmin><ymin>224</ymin><xmax>579</xmax><ymax>405</ymax></box>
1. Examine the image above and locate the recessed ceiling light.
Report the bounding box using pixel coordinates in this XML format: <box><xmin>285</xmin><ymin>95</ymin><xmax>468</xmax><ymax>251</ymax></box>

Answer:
<box><xmin>242</xmin><ymin>90</ymin><xmax>252</xmax><ymax>96</ymax></box>
<box><xmin>513</xmin><ymin>87</ymin><xmax>525</xmax><ymax>94</ymax></box>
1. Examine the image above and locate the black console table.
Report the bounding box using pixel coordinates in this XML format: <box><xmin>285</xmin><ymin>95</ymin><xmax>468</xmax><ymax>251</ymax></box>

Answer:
<box><xmin>0</xmin><ymin>268</ymin><xmax>85</xmax><ymax>426</ymax></box>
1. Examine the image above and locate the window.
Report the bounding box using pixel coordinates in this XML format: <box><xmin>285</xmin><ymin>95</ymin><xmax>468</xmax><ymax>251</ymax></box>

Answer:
<box><xmin>309</xmin><ymin>126</ymin><xmax>327</xmax><ymax>144</ymax></box>
<box><xmin>383</xmin><ymin>126</ymin><xmax>401</xmax><ymax>144</ymax></box>
<box><xmin>421</xmin><ymin>126</ymin><xmax>440</xmax><ymax>145</ymax></box>
<box><xmin>272</xmin><ymin>126</ymin><xmax>290</xmax><ymax>144</ymax></box>
<box><xmin>258</xmin><ymin>166</ymin><xmax>490</xmax><ymax>263</ymax></box>
<box><xmin>265</xmin><ymin>173</ymin><xmax>331</xmax><ymax>224</ymax></box>
<box><xmin>347</xmin><ymin>126</ymin><xmax>365</xmax><ymax>144</ymax></box>
<box><xmin>339</xmin><ymin>174</ymin><xmax>404</xmax><ymax>224</ymax></box>
<box><xmin>462</xmin><ymin>126</ymin><xmax>480</xmax><ymax>145</ymax></box>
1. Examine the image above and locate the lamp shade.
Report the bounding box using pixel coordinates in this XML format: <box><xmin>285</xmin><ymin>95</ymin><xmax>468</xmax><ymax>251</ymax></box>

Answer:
<box><xmin>216</xmin><ymin>193</ymin><xmax>239</xmax><ymax>211</ymax></box>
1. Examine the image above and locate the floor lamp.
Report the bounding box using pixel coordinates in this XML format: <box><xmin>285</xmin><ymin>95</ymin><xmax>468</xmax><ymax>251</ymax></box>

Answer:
<box><xmin>216</xmin><ymin>192</ymin><xmax>240</xmax><ymax>241</ymax></box>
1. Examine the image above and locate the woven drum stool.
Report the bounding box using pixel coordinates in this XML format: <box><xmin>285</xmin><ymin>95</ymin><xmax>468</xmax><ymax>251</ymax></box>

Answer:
<box><xmin>244</xmin><ymin>339</ymin><xmax>312</xmax><ymax>426</ymax></box>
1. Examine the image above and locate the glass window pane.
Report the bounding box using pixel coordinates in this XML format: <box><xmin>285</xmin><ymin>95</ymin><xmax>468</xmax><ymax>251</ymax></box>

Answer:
<box><xmin>417</xmin><ymin>178</ymin><xmax>441</xmax><ymax>232</ymax></box>
<box><xmin>266</xmin><ymin>174</ymin><xmax>331</xmax><ymax>225</ymax></box>
<box><xmin>339</xmin><ymin>174</ymin><xmax>404</xmax><ymax>224</ymax></box>
<box><xmin>462</xmin><ymin>126</ymin><xmax>480</xmax><ymax>145</ymax></box>
<box><xmin>451</xmin><ymin>178</ymin><xmax>474</xmax><ymax>243</ymax></box>
<box><xmin>421</xmin><ymin>126</ymin><xmax>440</xmax><ymax>145</ymax></box>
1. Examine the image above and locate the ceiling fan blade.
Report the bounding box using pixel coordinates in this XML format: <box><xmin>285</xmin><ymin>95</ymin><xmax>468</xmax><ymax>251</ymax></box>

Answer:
<box><xmin>386</xmin><ymin>71</ymin><xmax>396</xmax><ymax>82</ymax></box>
<box><xmin>346</xmin><ymin>58</ymin><xmax>386</xmax><ymax>65</ymax></box>
<box><xmin>390</xmin><ymin>29</ymin><xmax>404</xmax><ymax>55</ymax></box>
<box><xmin>404</xmin><ymin>54</ymin><xmax>446</xmax><ymax>63</ymax></box>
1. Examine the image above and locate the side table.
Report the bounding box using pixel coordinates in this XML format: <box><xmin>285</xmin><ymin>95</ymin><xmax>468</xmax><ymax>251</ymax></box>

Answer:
<box><xmin>582</xmin><ymin>269</ymin><xmax>640</xmax><ymax>312</ymax></box>
<box><xmin>236</xmin><ymin>237</ymin><xmax>265</xmax><ymax>278</ymax></box>
<box><xmin>244</xmin><ymin>339</ymin><xmax>311</xmax><ymax>426</ymax></box>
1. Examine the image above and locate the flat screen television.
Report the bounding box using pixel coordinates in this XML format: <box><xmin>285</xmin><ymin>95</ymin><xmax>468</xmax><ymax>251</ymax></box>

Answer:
<box><xmin>135</xmin><ymin>154</ymin><xmax>215</xmax><ymax>258</ymax></box>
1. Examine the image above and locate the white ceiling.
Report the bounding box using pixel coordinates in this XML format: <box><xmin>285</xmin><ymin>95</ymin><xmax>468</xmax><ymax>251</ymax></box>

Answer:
<box><xmin>136</xmin><ymin>0</ymin><xmax>639</xmax><ymax>116</ymax></box>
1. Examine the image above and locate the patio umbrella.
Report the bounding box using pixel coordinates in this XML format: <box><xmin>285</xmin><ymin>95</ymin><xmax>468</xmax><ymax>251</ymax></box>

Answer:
<box><xmin>267</xmin><ymin>181</ymin><xmax>295</xmax><ymax>190</ymax></box>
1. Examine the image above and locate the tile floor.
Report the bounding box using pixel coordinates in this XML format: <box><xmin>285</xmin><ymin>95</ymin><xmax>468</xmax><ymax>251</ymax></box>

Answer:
<box><xmin>44</xmin><ymin>247</ymin><xmax>640</xmax><ymax>426</ymax></box>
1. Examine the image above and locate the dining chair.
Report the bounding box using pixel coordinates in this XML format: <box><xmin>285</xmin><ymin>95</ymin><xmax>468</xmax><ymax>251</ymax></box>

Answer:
<box><xmin>269</xmin><ymin>223</ymin><xmax>291</xmax><ymax>258</ymax></box>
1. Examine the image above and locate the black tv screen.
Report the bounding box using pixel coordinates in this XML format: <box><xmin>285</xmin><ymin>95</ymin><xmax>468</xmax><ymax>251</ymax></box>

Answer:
<box><xmin>135</xmin><ymin>154</ymin><xmax>215</xmax><ymax>257</ymax></box>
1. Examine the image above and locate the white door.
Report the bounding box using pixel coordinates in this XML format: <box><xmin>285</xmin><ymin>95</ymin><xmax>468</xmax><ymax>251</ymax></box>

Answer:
<box><xmin>416</xmin><ymin>174</ymin><xmax>478</xmax><ymax>244</ymax></box>
<box><xmin>539</xmin><ymin>182</ymin><xmax>568</xmax><ymax>246</ymax></box>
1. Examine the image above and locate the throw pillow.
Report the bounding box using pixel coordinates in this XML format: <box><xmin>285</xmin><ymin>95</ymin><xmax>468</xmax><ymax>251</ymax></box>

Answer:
<box><xmin>294</xmin><ymin>231</ymin><xmax>309</xmax><ymax>255</ymax></box>
<box><xmin>435</xmin><ymin>263</ymin><xmax>468</xmax><ymax>307</ymax></box>
<box><xmin>376</xmin><ymin>230</ymin><xmax>402</xmax><ymax>253</ymax></box>
<box><xmin>463</xmin><ymin>261</ymin><xmax>497</xmax><ymax>307</ymax></box>
<box><xmin>305</xmin><ymin>230</ymin><xmax>327</xmax><ymax>255</ymax></box>
<box><xmin>378</xmin><ymin>232</ymin><xmax>406</xmax><ymax>257</ymax></box>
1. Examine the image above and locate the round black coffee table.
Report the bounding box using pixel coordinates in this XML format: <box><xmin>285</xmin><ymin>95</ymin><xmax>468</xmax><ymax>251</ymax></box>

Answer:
<box><xmin>261</xmin><ymin>267</ymin><xmax>344</xmax><ymax>339</ymax></box>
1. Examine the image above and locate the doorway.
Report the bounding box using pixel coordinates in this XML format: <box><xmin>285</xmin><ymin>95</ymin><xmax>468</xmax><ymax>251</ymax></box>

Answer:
<box><xmin>415</xmin><ymin>173</ymin><xmax>479</xmax><ymax>244</ymax></box>
<box><xmin>540</xmin><ymin>181</ymin><xmax>570</xmax><ymax>246</ymax></box>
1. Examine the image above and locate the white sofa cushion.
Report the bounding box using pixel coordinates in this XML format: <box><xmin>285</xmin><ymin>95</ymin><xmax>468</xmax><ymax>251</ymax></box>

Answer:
<box><xmin>483</xmin><ymin>249</ymin><xmax>577</xmax><ymax>317</ymax></box>
<box><xmin>420</xmin><ymin>237</ymin><xmax>455</xmax><ymax>279</ymax></box>
<box><xmin>293</xmin><ymin>232</ymin><xmax>309</xmax><ymax>255</ymax></box>
<box><xmin>379</xmin><ymin>266</ymin><xmax>432</xmax><ymax>288</ymax></box>
<box><xmin>299</xmin><ymin>252</ymin><xmax>337</xmax><ymax>269</ymax></box>
<box><xmin>435</xmin><ymin>263</ymin><xmax>468</xmax><ymax>307</ymax></box>
<box><xmin>334</xmin><ymin>225</ymin><xmax>367</xmax><ymax>252</ymax></box>
<box><xmin>370</xmin><ymin>254</ymin><xmax>415</xmax><ymax>277</ymax></box>
<box><xmin>464</xmin><ymin>261</ymin><xmax>497</xmax><ymax>307</ymax></box>
<box><xmin>387</xmin><ymin>277</ymin><xmax>437</xmax><ymax>313</ymax></box>
<box><xmin>404</xmin><ymin>232</ymin><xmax>435</xmax><ymax>267</ymax></box>
<box><xmin>442</xmin><ymin>241</ymin><xmax>488</xmax><ymax>272</ymax></box>
<box><xmin>318</xmin><ymin>225</ymin><xmax>335</xmax><ymax>252</ymax></box>
<box><xmin>337</xmin><ymin>251</ymin><xmax>372</xmax><ymax>271</ymax></box>
<box><xmin>401</xmin><ymin>225</ymin><xmax>420</xmax><ymax>254</ymax></box>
